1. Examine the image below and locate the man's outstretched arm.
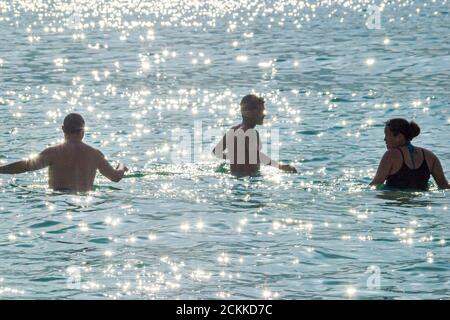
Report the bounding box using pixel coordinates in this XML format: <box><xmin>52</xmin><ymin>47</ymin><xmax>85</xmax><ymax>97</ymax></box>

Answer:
<box><xmin>257</xmin><ymin>131</ymin><xmax>297</xmax><ymax>173</ymax></box>
<box><xmin>0</xmin><ymin>149</ymin><xmax>52</xmax><ymax>174</ymax></box>
<box><xmin>97</xmin><ymin>152</ymin><xmax>128</xmax><ymax>182</ymax></box>
<box><xmin>212</xmin><ymin>130</ymin><xmax>233</xmax><ymax>160</ymax></box>
<box><xmin>259</xmin><ymin>152</ymin><xmax>297</xmax><ymax>173</ymax></box>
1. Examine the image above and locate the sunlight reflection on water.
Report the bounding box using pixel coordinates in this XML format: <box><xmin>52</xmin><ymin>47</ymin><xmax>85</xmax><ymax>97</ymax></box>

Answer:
<box><xmin>0</xmin><ymin>0</ymin><xmax>449</xmax><ymax>299</ymax></box>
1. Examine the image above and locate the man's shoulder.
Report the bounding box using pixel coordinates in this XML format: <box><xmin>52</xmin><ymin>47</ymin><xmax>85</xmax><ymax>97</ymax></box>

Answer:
<box><xmin>71</xmin><ymin>143</ymin><xmax>104</xmax><ymax>159</ymax></box>
<box><xmin>84</xmin><ymin>144</ymin><xmax>103</xmax><ymax>156</ymax></box>
<box><xmin>41</xmin><ymin>144</ymin><xmax>61</xmax><ymax>156</ymax></box>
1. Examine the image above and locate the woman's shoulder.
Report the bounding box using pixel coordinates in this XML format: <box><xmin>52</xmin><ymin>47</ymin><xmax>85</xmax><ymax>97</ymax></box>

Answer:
<box><xmin>418</xmin><ymin>147</ymin><xmax>438</xmax><ymax>167</ymax></box>
<box><xmin>378</xmin><ymin>148</ymin><xmax>403</xmax><ymax>166</ymax></box>
<box><xmin>383</xmin><ymin>148</ymin><xmax>403</xmax><ymax>158</ymax></box>
<box><xmin>417</xmin><ymin>147</ymin><xmax>437</xmax><ymax>159</ymax></box>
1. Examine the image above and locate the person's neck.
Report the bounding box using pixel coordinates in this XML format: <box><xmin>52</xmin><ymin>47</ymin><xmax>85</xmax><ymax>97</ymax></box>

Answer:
<box><xmin>400</xmin><ymin>141</ymin><xmax>412</xmax><ymax>147</ymax></box>
<box><xmin>241</xmin><ymin>120</ymin><xmax>257</xmax><ymax>129</ymax></box>
<box><xmin>65</xmin><ymin>137</ymin><xmax>83</xmax><ymax>143</ymax></box>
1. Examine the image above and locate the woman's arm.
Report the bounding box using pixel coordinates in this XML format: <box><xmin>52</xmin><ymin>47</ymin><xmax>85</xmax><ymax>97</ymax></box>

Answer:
<box><xmin>429</xmin><ymin>154</ymin><xmax>450</xmax><ymax>189</ymax></box>
<box><xmin>370</xmin><ymin>150</ymin><xmax>394</xmax><ymax>186</ymax></box>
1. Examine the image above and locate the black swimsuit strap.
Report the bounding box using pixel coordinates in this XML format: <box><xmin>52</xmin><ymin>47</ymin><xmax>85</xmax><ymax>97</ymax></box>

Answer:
<box><xmin>397</xmin><ymin>147</ymin><xmax>405</xmax><ymax>163</ymax></box>
<box><xmin>421</xmin><ymin>148</ymin><xmax>429</xmax><ymax>170</ymax></box>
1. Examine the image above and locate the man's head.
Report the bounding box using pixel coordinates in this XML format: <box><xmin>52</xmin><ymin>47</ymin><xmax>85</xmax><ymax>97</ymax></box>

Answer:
<box><xmin>240</xmin><ymin>94</ymin><xmax>265</xmax><ymax>126</ymax></box>
<box><xmin>62</xmin><ymin>113</ymin><xmax>85</xmax><ymax>141</ymax></box>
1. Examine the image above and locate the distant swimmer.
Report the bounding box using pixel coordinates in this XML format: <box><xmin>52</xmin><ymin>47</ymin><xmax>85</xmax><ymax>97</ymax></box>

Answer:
<box><xmin>212</xmin><ymin>94</ymin><xmax>297</xmax><ymax>177</ymax></box>
<box><xmin>0</xmin><ymin>113</ymin><xmax>128</xmax><ymax>192</ymax></box>
<box><xmin>370</xmin><ymin>118</ymin><xmax>449</xmax><ymax>190</ymax></box>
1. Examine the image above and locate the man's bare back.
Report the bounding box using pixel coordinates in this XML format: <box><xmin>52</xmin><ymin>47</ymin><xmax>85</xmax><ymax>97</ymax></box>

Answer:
<box><xmin>0</xmin><ymin>113</ymin><xmax>127</xmax><ymax>192</ymax></box>
<box><xmin>45</xmin><ymin>141</ymin><xmax>125</xmax><ymax>191</ymax></box>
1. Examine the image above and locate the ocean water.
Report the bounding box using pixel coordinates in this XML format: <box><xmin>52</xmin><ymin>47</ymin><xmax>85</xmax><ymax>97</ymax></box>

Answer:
<box><xmin>0</xmin><ymin>0</ymin><xmax>449</xmax><ymax>299</ymax></box>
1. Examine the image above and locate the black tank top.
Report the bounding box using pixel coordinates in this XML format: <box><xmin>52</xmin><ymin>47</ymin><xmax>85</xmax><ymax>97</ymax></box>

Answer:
<box><xmin>386</xmin><ymin>148</ymin><xmax>430</xmax><ymax>190</ymax></box>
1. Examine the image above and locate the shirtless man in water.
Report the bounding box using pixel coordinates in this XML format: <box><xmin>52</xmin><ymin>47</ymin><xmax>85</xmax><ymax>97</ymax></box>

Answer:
<box><xmin>0</xmin><ymin>113</ymin><xmax>128</xmax><ymax>192</ymax></box>
<box><xmin>212</xmin><ymin>94</ymin><xmax>297</xmax><ymax>176</ymax></box>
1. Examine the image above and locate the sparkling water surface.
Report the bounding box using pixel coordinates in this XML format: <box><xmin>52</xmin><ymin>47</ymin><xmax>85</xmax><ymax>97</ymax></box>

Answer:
<box><xmin>0</xmin><ymin>0</ymin><xmax>449</xmax><ymax>299</ymax></box>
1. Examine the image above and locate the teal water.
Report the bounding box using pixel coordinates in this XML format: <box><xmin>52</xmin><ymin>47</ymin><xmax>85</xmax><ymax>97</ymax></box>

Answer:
<box><xmin>0</xmin><ymin>0</ymin><xmax>449</xmax><ymax>299</ymax></box>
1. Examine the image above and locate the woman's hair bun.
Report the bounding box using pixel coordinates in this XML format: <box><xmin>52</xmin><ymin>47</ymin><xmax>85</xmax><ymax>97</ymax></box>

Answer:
<box><xmin>408</xmin><ymin>121</ymin><xmax>421</xmax><ymax>140</ymax></box>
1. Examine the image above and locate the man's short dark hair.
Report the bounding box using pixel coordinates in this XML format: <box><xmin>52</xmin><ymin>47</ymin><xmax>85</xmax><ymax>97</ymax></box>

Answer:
<box><xmin>63</xmin><ymin>113</ymin><xmax>85</xmax><ymax>134</ymax></box>
<box><xmin>240</xmin><ymin>94</ymin><xmax>265</xmax><ymax>112</ymax></box>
